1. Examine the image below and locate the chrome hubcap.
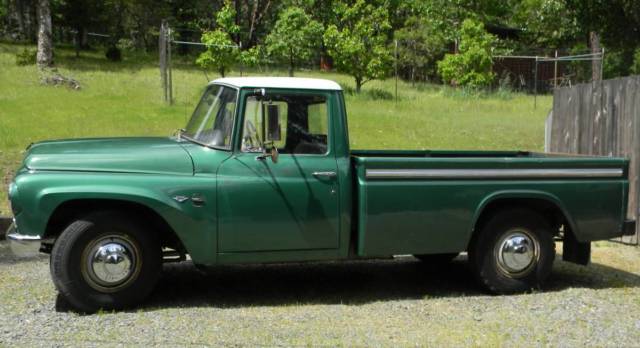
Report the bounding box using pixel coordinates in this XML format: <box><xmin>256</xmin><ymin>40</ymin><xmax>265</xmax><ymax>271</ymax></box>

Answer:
<box><xmin>496</xmin><ymin>230</ymin><xmax>538</xmax><ymax>277</ymax></box>
<box><xmin>83</xmin><ymin>235</ymin><xmax>139</xmax><ymax>291</ymax></box>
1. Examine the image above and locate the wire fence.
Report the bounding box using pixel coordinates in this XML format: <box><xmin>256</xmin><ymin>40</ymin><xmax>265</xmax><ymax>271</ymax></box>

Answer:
<box><xmin>154</xmin><ymin>21</ymin><xmax>607</xmax><ymax>105</ymax></box>
<box><xmin>52</xmin><ymin>21</ymin><xmax>606</xmax><ymax>106</ymax></box>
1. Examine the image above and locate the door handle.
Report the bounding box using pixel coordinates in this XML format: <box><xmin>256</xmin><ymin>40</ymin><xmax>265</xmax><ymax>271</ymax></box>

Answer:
<box><xmin>312</xmin><ymin>171</ymin><xmax>337</xmax><ymax>179</ymax></box>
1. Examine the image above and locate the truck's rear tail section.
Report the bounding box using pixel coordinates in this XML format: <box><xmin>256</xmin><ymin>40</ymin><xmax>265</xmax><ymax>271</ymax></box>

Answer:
<box><xmin>352</xmin><ymin>150</ymin><xmax>631</xmax><ymax>258</ymax></box>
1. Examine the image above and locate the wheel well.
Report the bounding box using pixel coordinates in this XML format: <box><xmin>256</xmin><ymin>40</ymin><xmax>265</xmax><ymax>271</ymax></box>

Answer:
<box><xmin>44</xmin><ymin>199</ymin><xmax>186</xmax><ymax>253</ymax></box>
<box><xmin>472</xmin><ymin>198</ymin><xmax>570</xmax><ymax>243</ymax></box>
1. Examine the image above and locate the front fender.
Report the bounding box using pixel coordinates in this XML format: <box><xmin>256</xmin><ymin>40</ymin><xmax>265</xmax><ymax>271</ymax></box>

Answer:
<box><xmin>13</xmin><ymin>171</ymin><xmax>218</xmax><ymax>264</ymax></box>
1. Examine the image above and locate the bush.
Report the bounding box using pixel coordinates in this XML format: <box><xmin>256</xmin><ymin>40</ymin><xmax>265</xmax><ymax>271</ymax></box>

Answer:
<box><xmin>15</xmin><ymin>48</ymin><xmax>36</xmax><ymax>66</ymax></box>
<box><xmin>632</xmin><ymin>48</ymin><xmax>640</xmax><ymax>75</ymax></box>
<box><xmin>116</xmin><ymin>38</ymin><xmax>135</xmax><ymax>52</ymax></box>
<box><xmin>105</xmin><ymin>46</ymin><xmax>122</xmax><ymax>62</ymax></box>
<box><xmin>437</xmin><ymin>19</ymin><xmax>496</xmax><ymax>88</ymax></box>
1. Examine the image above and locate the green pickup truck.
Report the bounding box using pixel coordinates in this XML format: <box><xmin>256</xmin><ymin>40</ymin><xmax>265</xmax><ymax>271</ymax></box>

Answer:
<box><xmin>6</xmin><ymin>77</ymin><xmax>635</xmax><ymax>312</ymax></box>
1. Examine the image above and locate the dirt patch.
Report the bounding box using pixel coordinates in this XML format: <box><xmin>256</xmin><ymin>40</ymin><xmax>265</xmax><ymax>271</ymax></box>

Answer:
<box><xmin>0</xmin><ymin>242</ymin><xmax>639</xmax><ymax>346</ymax></box>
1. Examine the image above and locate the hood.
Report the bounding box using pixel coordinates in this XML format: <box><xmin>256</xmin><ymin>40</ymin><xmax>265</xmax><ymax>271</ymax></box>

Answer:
<box><xmin>24</xmin><ymin>137</ymin><xmax>194</xmax><ymax>175</ymax></box>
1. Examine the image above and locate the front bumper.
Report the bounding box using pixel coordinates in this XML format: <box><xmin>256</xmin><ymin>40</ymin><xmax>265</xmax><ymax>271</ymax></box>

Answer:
<box><xmin>6</xmin><ymin>221</ymin><xmax>42</xmax><ymax>257</ymax></box>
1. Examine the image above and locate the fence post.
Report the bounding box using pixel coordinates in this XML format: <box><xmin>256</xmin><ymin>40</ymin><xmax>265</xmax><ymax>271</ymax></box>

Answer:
<box><xmin>534</xmin><ymin>56</ymin><xmax>538</xmax><ymax>109</ymax></box>
<box><xmin>167</xmin><ymin>25</ymin><xmax>173</xmax><ymax>105</ymax></box>
<box><xmin>159</xmin><ymin>19</ymin><xmax>168</xmax><ymax>103</ymax></box>
<box><xmin>553</xmin><ymin>50</ymin><xmax>558</xmax><ymax>89</ymax></box>
<box><xmin>394</xmin><ymin>40</ymin><xmax>398</xmax><ymax>104</ymax></box>
<box><xmin>590</xmin><ymin>32</ymin><xmax>601</xmax><ymax>82</ymax></box>
<box><xmin>600</xmin><ymin>47</ymin><xmax>605</xmax><ymax>82</ymax></box>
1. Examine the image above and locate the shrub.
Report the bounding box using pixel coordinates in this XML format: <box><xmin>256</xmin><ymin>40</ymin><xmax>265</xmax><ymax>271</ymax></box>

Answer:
<box><xmin>105</xmin><ymin>46</ymin><xmax>122</xmax><ymax>62</ymax></box>
<box><xmin>15</xmin><ymin>48</ymin><xmax>36</xmax><ymax>66</ymax></box>
<box><xmin>116</xmin><ymin>38</ymin><xmax>135</xmax><ymax>52</ymax></box>
<box><xmin>437</xmin><ymin>19</ymin><xmax>496</xmax><ymax>88</ymax></box>
<box><xmin>632</xmin><ymin>48</ymin><xmax>640</xmax><ymax>75</ymax></box>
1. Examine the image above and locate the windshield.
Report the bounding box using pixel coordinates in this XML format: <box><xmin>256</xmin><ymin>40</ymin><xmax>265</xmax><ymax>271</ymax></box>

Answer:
<box><xmin>183</xmin><ymin>85</ymin><xmax>237</xmax><ymax>149</ymax></box>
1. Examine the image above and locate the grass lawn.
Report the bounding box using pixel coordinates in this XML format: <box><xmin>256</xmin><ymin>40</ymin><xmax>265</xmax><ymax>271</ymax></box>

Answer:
<box><xmin>0</xmin><ymin>43</ymin><xmax>552</xmax><ymax>215</ymax></box>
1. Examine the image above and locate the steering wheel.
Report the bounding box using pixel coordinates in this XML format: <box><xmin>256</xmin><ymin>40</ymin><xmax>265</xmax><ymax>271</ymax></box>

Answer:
<box><xmin>243</xmin><ymin>120</ymin><xmax>262</xmax><ymax>151</ymax></box>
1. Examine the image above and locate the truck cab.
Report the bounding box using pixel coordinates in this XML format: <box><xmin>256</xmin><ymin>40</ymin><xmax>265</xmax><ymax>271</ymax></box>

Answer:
<box><xmin>6</xmin><ymin>77</ymin><xmax>635</xmax><ymax>312</ymax></box>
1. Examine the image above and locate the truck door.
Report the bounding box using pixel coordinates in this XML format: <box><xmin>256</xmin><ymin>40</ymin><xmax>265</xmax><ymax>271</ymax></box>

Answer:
<box><xmin>217</xmin><ymin>90</ymin><xmax>340</xmax><ymax>253</ymax></box>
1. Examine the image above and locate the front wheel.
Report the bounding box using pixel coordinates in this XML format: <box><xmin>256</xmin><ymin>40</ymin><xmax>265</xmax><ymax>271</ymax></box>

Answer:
<box><xmin>469</xmin><ymin>209</ymin><xmax>555</xmax><ymax>294</ymax></box>
<box><xmin>50</xmin><ymin>211</ymin><xmax>161</xmax><ymax>313</ymax></box>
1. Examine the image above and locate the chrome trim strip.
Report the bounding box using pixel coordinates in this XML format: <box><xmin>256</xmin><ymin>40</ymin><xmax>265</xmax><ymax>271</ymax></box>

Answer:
<box><xmin>365</xmin><ymin>168</ymin><xmax>624</xmax><ymax>179</ymax></box>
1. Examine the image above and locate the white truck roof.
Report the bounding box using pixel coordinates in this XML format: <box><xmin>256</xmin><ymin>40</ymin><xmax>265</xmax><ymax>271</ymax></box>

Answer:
<box><xmin>211</xmin><ymin>77</ymin><xmax>342</xmax><ymax>91</ymax></box>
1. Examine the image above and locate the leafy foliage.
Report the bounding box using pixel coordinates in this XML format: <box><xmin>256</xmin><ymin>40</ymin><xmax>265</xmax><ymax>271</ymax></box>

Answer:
<box><xmin>323</xmin><ymin>0</ymin><xmax>393</xmax><ymax>92</ymax></box>
<box><xmin>512</xmin><ymin>0</ymin><xmax>579</xmax><ymax>48</ymax></box>
<box><xmin>265</xmin><ymin>7</ymin><xmax>323</xmax><ymax>77</ymax></box>
<box><xmin>15</xmin><ymin>48</ymin><xmax>36</xmax><ymax>66</ymax></box>
<box><xmin>437</xmin><ymin>19</ymin><xmax>496</xmax><ymax>88</ymax></box>
<box><xmin>394</xmin><ymin>15</ymin><xmax>446</xmax><ymax>82</ymax></box>
<box><xmin>105</xmin><ymin>46</ymin><xmax>122</xmax><ymax>62</ymax></box>
<box><xmin>4</xmin><ymin>0</ymin><xmax>640</xmax><ymax>82</ymax></box>
<box><xmin>239</xmin><ymin>45</ymin><xmax>264</xmax><ymax>69</ymax></box>
<box><xmin>632</xmin><ymin>48</ymin><xmax>640</xmax><ymax>75</ymax></box>
<box><xmin>196</xmin><ymin>2</ymin><xmax>240</xmax><ymax>77</ymax></box>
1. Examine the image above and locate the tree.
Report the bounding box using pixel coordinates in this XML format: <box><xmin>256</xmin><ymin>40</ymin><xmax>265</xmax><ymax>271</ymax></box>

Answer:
<box><xmin>511</xmin><ymin>0</ymin><xmax>578</xmax><ymax>48</ymax></box>
<box><xmin>265</xmin><ymin>7</ymin><xmax>322</xmax><ymax>76</ymax></box>
<box><xmin>1</xmin><ymin>0</ymin><xmax>38</xmax><ymax>41</ymax></box>
<box><xmin>394</xmin><ymin>15</ymin><xmax>446</xmax><ymax>83</ymax></box>
<box><xmin>35</xmin><ymin>0</ymin><xmax>52</xmax><ymax>68</ymax></box>
<box><xmin>566</xmin><ymin>0</ymin><xmax>640</xmax><ymax>78</ymax></box>
<box><xmin>196</xmin><ymin>2</ymin><xmax>240</xmax><ymax>77</ymax></box>
<box><xmin>323</xmin><ymin>0</ymin><xmax>392</xmax><ymax>93</ymax></box>
<box><xmin>437</xmin><ymin>19</ymin><xmax>496</xmax><ymax>88</ymax></box>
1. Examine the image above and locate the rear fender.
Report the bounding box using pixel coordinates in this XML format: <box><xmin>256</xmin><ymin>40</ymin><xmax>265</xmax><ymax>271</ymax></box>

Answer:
<box><xmin>471</xmin><ymin>190</ymin><xmax>579</xmax><ymax>243</ymax></box>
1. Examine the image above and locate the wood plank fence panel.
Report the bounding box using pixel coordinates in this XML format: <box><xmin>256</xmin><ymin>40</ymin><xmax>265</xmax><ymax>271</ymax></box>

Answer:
<box><xmin>548</xmin><ymin>76</ymin><xmax>640</xmax><ymax>244</ymax></box>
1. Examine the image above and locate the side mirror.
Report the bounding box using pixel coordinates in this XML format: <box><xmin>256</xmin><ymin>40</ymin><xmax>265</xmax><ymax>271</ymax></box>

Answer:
<box><xmin>270</xmin><ymin>144</ymin><xmax>279</xmax><ymax>163</ymax></box>
<box><xmin>266</xmin><ymin>104</ymin><xmax>281</xmax><ymax>141</ymax></box>
<box><xmin>257</xmin><ymin>142</ymin><xmax>279</xmax><ymax>163</ymax></box>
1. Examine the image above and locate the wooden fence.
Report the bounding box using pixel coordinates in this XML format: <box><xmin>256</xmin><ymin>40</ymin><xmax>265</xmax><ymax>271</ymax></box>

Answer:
<box><xmin>546</xmin><ymin>75</ymin><xmax>640</xmax><ymax>244</ymax></box>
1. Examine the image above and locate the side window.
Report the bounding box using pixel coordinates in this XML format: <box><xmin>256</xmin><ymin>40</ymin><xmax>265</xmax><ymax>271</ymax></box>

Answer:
<box><xmin>307</xmin><ymin>102</ymin><xmax>329</xmax><ymax>141</ymax></box>
<box><xmin>241</xmin><ymin>93</ymin><xmax>329</xmax><ymax>155</ymax></box>
<box><xmin>242</xmin><ymin>97</ymin><xmax>288</xmax><ymax>152</ymax></box>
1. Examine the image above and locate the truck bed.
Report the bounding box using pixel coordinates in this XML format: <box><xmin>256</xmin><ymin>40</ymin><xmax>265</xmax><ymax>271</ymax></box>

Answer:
<box><xmin>351</xmin><ymin>150</ymin><xmax>629</xmax><ymax>257</ymax></box>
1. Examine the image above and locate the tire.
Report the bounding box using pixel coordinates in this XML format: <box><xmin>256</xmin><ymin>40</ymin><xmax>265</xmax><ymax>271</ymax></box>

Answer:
<box><xmin>413</xmin><ymin>253</ymin><xmax>459</xmax><ymax>264</ymax></box>
<box><xmin>469</xmin><ymin>208</ymin><xmax>555</xmax><ymax>294</ymax></box>
<box><xmin>50</xmin><ymin>211</ymin><xmax>161</xmax><ymax>313</ymax></box>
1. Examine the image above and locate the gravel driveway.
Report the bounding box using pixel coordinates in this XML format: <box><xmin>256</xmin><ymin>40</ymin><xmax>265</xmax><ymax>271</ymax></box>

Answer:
<box><xmin>1</xmin><ymin>240</ymin><xmax>639</xmax><ymax>347</ymax></box>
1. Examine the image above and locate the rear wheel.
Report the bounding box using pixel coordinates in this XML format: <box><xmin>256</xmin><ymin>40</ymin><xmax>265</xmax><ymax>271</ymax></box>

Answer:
<box><xmin>50</xmin><ymin>211</ymin><xmax>161</xmax><ymax>313</ymax></box>
<box><xmin>469</xmin><ymin>209</ymin><xmax>555</xmax><ymax>294</ymax></box>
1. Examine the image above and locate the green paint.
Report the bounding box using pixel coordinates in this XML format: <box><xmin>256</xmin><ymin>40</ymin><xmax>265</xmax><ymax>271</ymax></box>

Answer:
<box><xmin>7</xmin><ymin>80</ymin><xmax>631</xmax><ymax>266</ymax></box>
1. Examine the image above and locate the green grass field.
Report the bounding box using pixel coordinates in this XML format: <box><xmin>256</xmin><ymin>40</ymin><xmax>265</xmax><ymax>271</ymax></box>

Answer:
<box><xmin>0</xmin><ymin>43</ymin><xmax>552</xmax><ymax>215</ymax></box>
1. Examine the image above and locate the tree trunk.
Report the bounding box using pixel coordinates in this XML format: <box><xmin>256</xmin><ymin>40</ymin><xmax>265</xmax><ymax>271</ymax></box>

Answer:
<box><xmin>289</xmin><ymin>52</ymin><xmax>294</xmax><ymax>77</ymax></box>
<box><xmin>74</xmin><ymin>27</ymin><xmax>82</xmax><ymax>57</ymax></box>
<box><xmin>36</xmin><ymin>0</ymin><xmax>53</xmax><ymax>68</ymax></box>
<box><xmin>11</xmin><ymin>0</ymin><xmax>37</xmax><ymax>41</ymax></box>
<box><xmin>220</xmin><ymin>67</ymin><xmax>226</xmax><ymax>78</ymax></box>
<box><xmin>355</xmin><ymin>77</ymin><xmax>362</xmax><ymax>93</ymax></box>
<box><xmin>411</xmin><ymin>67</ymin><xmax>415</xmax><ymax>87</ymax></box>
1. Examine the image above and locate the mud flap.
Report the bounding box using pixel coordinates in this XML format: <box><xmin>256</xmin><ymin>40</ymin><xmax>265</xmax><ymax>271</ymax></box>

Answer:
<box><xmin>562</xmin><ymin>231</ymin><xmax>590</xmax><ymax>265</ymax></box>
